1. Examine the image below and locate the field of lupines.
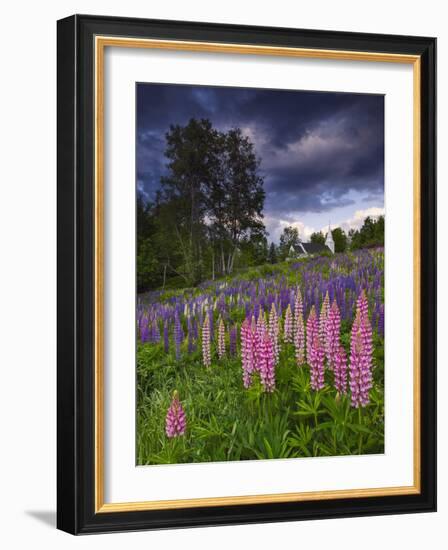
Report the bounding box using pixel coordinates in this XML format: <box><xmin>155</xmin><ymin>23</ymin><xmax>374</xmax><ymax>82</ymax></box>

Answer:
<box><xmin>137</xmin><ymin>248</ymin><xmax>384</xmax><ymax>464</ymax></box>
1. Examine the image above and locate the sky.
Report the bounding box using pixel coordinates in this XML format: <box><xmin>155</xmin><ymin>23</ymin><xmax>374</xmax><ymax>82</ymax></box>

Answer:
<box><xmin>136</xmin><ymin>83</ymin><xmax>384</xmax><ymax>243</ymax></box>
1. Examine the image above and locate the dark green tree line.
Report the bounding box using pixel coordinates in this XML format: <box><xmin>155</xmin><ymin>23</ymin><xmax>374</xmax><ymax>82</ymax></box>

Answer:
<box><xmin>137</xmin><ymin>119</ymin><xmax>265</xmax><ymax>291</ymax></box>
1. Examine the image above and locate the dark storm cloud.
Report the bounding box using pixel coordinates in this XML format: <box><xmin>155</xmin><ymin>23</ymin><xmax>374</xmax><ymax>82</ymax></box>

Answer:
<box><xmin>136</xmin><ymin>83</ymin><xmax>384</xmax><ymax>212</ymax></box>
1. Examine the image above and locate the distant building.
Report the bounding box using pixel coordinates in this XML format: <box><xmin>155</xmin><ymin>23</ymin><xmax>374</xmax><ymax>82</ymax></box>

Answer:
<box><xmin>288</xmin><ymin>241</ymin><xmax>331</xmax><ymax>260</ymax></box>
<box><xmin>325</xmin><ymin>223</ymin><xmax>335</xmax><ymax>254</ymax></box>
<box><xmin>287</xmin><ymin>224</ymin><xmax>334</xmax><ymax>259</ymax></box>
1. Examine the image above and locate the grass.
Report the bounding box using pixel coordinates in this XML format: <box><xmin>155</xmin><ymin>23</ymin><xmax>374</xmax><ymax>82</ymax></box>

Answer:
<box><xmin>136</xmin><ymin>329</ymin><xmax>384</xmax><ymax>465</ymax></box>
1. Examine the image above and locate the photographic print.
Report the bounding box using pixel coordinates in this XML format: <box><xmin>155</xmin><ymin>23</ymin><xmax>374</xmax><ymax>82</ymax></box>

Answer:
<box><xmin>136</xmin><ymin>83</ymin><xmax>385</xmax><ymax>465</ymax></box>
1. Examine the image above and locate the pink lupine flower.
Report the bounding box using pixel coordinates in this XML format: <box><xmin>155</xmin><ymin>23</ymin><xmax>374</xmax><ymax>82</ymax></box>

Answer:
<box><xmin>256</xmin><ymin>311</ymin><xmax>267</xmax><ymax>339</ymax></box>
<box><xmin>284</xmin><ymin>304</ymin><xmax>293</xmax><ymax>343</ymax></box>
<box><xmin>251</xmin><ymin>315</ymin><xmax>257</xmax><ymax>333</ymax></box>
<box><xmin>334</xmin><ymin>345</ymin><xmax>347</xmax><ymax>394</ymax></box>
<box><xmin>319</xmin><ymin>291</ymin><xmax>330</xmax><ymax>347</ymax></box>
<box><xmin>268</xmin><ymin>303</ymin><xmax>280</xmax><ymax>364</ymax></box>
<box><xmin>357</xmin><ymin>289</ymin><xmax>369</xmax><ymax>319</ymax></box>
<box><xmin>349</xmin><ymin>301</ymin><xmax>373</xmax><ymax>407</ymax></box>
<box><xmin>294</xmin><ymin>308</ymin><xmax>305</xmax><ymax>366</ymax></box>
<box><xmin>217</xmin><ymin>317</ymin><xmax>226</xmax><ymax>359</ymax></box>
<box><xmin>306</xmin><ymin>306</ymin><xmax>318</xmax><ymax>364</ymax></box>
<box><xmin>259</xmin><ymin>332</ymin><xmax>276</xmax><ymax>392</ymax></box>
<box><xmin>309</xmin><ymin>333</ymin><xmax>325</xmax><ymax>391</ymax></box>
<box><xmin>165</xmin><ymin>391</ymin><xmax>186</xmax><ymax>438</ymax></box>
<box><xmin>325</xmin><ymin>300</ymin><xmax>341</xmax><ymax>370</ymax></box>
<box><xmin>241</xmin><ymin>319</ymin><xmax>255</xmax><ymax>388</ymax></box>
<box><xmin>294</xmin><ymin>287</ymin><xmax>304</xmax><ymax>333</ymax></box>
<box><xmin>202</xmin><ymin>315</ymin><xmax>211</xmax><ymax>367</ymax></box>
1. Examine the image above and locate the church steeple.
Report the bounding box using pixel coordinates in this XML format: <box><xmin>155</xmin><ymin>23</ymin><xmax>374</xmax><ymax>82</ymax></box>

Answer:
<box><xmin>325</xmin><ymin>222</ymin><xmax>335</xmax><ymax>254</ymax></box>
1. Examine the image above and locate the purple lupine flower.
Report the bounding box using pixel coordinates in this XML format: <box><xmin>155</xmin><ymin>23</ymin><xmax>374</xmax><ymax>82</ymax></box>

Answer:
<box><xmin>325</xmin><ymin>300</ymin><xmax>341</xmax><ymax>370</ymax></box>
<box><xmin>294</xmin><ymin>307</ymin><xmax>305</xmax><ymax>366</ymax></box>
<box><xmin>241</xmin><ymin>318</ymin><xmax>255</xmax><ymax>388</ymax></box>
<box><xmin>334</xmin><ymin>345</ymin><xmax>347</xmax><ymax>394</ymax></box>
<box><xmin>202</xmin><ymin>315</ymin><xmax>211</xmax><ymax>367</ymax></box>
<box><xmin>152</xmin><ymin>320</ymin><xmax>161</xmax><ymax>343</ymax></box>
<box><xmin>229</xmin><ymin>324</ymin><xmax>237</xmax><ymax>356</ymax></box>
<box><xmin>283</xmin><ymin>304</ymin><xmax>293</xmax><ymax>343</ymax></box>
<box><xmin>140</xmin><ymin>318</ymin><xmax>150</xmax><ymax>343</ymax></box>
<box><xmin>217</xmin><ymin>317</ymin><xmax>226</xmax><ymax>359</ymax></box>
<box><xmin>165</xmin><ymin>391</ymin><xmax>186</xmax><ymax>438</ymax></box>
<box><xmin>268</xmin><ymin>303</ymin><xmax>280</xmax><ymax>364</ymax></box>
<box><xmin>378</xmin><ymin>304</ymin><xmax>384</xmax><ymax>338</ymax></box>
<box><xmin>163</xmin><ymin>321</ymin><xmax>169</xmax><ymax>354</ymax></box>
<box><xmin>306</xmin><ymin>306</ymin><xmax>318</xmax><ymax>364</ymax></box>
<box><xmin>208</xmin><ymin>309</ymin><xmax>214</xmax><ymax>342</ymax></box>
<box><xmin>259</xmin><ymin>332</ymin><xmax>276</xmax><ymax>392</ymax></box>
<box><xmin>309</xmin><ymin>333</ymin><xmax>325</xmax><ymax>391</ymax></box>
<box><xmin>174</xmin><ymin>313</ymin><xmax>183</xmax><ymax>361</ymax></box>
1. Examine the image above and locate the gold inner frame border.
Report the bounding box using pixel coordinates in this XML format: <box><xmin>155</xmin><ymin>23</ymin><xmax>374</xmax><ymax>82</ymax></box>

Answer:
<box><xmin>94</xmin><ymin>36</ymin><xmax>421</xmax><ymax>513</ymax></box>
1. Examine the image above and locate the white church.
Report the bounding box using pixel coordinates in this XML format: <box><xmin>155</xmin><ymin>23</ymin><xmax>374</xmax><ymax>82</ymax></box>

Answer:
<box><xmin>287</xmin><ymin>224</ymin><xmax>335</xmax><ymax>260</ymax></box>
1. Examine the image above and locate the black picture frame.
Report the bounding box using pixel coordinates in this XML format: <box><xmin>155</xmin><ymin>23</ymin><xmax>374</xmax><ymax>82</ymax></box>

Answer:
<box><xmin>57</xmin><ymin>14</ymin><xmax>436</xmax><ymax>535</ymax></box>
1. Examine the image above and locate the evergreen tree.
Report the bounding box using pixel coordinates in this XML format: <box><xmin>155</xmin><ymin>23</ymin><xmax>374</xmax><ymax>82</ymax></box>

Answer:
<box><xmin>268</xmin><ymin>242</ymin><xmax>278</xmax><ymax>264</ymax></box>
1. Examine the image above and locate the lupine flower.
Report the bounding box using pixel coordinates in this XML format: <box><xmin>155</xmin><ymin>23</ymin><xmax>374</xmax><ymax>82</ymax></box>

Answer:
<box><xmin>218</xmin><ymin>317</ymin><xmax>226</xmax><ymax>359</ymax></box>
<box><xmin>378</xmin><ymin>304</ymin><xmax>384</xmax><ymax>338</ymax></box>
<box><xmin>294</xmin><ymin>287</ymin><xmax>304</xmax><ymax>333</ymax></box>
<box><xmin>165</xmin><ymin>391</ymin><xmax>186</xmax><ymax>438</ymax></box>
<box><xmin>294</xmin><ymin>308</ymin><xmax>305</xmax><ymax>366</ymax></box>
<box><xmin>349</xmin><ymin>298</ymin><xmax>373</xmax><ymax>407</ymax></box>
<box><xmin>241</xmin><ymin>318</ymin><xmax>255</xmax><ymax>388</ymax></box>
<box><xmin>284</xmin><ymin>304</ymin><xmax>293</xmax><ymax>343</ymax></box>
<box><xmin>268</xmin><ymin>303</ymin><xmax>280</xmax><ymax>363</ymax></box>
<box><xmin>357</xmin><ymin>289</ymin><xmax>369</xmax><ymax>319</ymax></box>
<box><xmin>325</xmin><ymin>300</ymin><xmax>341</xmax><ymax>370</ymax></box>
<box><xmin>174</xmin><ymin>313</ymin><xmax>183</xmax><ymax>361</ymax></box>
<box><xmin>319</xmin><ymin>291</ymin><xmax>330</xmax><ymax>348</ymax></box>
<box><xmin>306</xmin><ymin>306</ymin><xmax>318</xmax><ymax>364</ymax></box>
<box><xmin>163</xmin><ymin>321</ymin><xmax>169</xmax><ymax>353</ymax></box>
<box><xmin>334</xmin><ymin>345</ymin><xmax>347</xmax><ymax>394</ymax></box>
<box><xmin>140</xmin><ymin>318</ymin><xmax>149</xmax><ymax>343</ymax></box>
<box><xmin>309</xmin><ymin>333</ymin><xmax>325</xmax><ymax>391</ymax></box>
<box><xmin>259</xmin><ymin>332</ymin><xmax>276</xmax><ymax>392</ymax></box>
<box><xmin>202</xmin><ymin>315</ymin><xmax>211</xmax><ymax>367</ymax></box>
<box><xmin>256</xmin><ymin>311</ymin><xmax>267</xmax><ymax>339</ymax></box>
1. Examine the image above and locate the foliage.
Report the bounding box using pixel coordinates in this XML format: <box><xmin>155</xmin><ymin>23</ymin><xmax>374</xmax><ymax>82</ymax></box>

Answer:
<box><xmin>137</xmin><ymin>119</ymin><xmax>265</xmax><ymax>291</ymax></box>
<box><xmin>349</xmin><ymin>215</ymin><xmax>384</xmax><ymax>250</ymax></box>
<box><xmin>279</xmin><ymin>226</ymin><xmax>301</xmax><ymax>259</ymax></box>
<box><xmin>332</xmin><ymin>227</ymin><xmax>348</xmax><ymax>253</ymax></box>
<box><xmin>137</xmin><ymin>248</ymin><xmax>385</xmax><ymax>464</ymax></box>
<box><xmin>310</xmin><ymin>231</ymin><xmax>325</xmax><ymax>245</ymax></box>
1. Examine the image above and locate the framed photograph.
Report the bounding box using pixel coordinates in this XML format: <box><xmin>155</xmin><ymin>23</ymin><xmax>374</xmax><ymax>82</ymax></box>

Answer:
<box><xmin>57</xmin><ymin>14</ymin><xmax>436</xmax><ymax>534</ymax></box>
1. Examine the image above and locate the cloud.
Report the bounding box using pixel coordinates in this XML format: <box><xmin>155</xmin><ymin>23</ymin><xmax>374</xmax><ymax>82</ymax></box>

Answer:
<box><xmin>264</xmin><ymin>215</ymin><xmax>316</xmax><ymax>243</ymax></box>
<box><xmin>336</xmin><ymin>206</ymin><xmax>385</xmax><ymax>234</ymax></box>
<box><xmin>136</xmin><ymin>83</ymin><xmax>384</xmax><ymax>219</ymax></box>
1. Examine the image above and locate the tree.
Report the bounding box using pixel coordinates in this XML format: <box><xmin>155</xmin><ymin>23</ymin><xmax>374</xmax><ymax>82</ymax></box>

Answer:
<box><xmin>331</xmin><ymin>227</ymin><xmax>348</xmax><ymax>253</ymax></box>
<box><xmin>279</xmin><ymin>226</ymin><xmax>300</xmax><ymax>259</ymax></box>
<box><xmin>310</xmin><ymin>231</ymin><xmax>325</xmax><ymax>245</ymax></box>
<box><xmin>146</xmin><ymin>119</ymin><xmax>266</xmax><ymax>286</ymax></box>
<box><xmin>350</xmin><ymin>216</ymin><xmax>385</xmax><ymax>250</ymax></box>
<box><xmin>207</xmin><ymin>128</ymin><xmax>265</xmax><ymax>275</ymax></box>
<box><xmin>159</xmin><ymin>118</ymin><xmax>222</xmax><ymax>285</ymax></box>
<box><xmin>136</xmin><ymin>195</ymin><xmax>161</xmax><ymax>292</ymax></box>
<box><xmin>268</xmin><ymin>242</ymin><xmax>278</xmax><ymax>264</ymax></box>
<box><xmin>238</xmin><ymin>231</ymin><xmax>269</xmax><ymax>267</ymax></box>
